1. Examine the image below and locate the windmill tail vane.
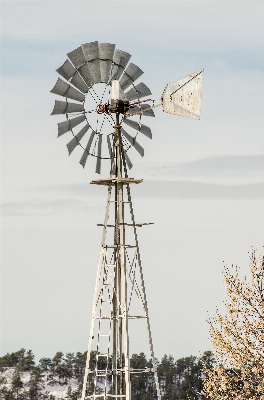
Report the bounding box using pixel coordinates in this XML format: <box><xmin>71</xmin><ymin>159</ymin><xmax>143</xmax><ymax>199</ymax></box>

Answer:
<box><xmin>50</xmin><ymin>41</ymin><xmax>203</xmax><ymax>400</ymax></box>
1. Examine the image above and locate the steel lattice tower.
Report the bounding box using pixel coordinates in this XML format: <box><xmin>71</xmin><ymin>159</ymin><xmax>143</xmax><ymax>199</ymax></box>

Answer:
<box><xmin>50</xmin><ymin>40</ymin><xmax>203</xmax><ymax>400</ymax></box>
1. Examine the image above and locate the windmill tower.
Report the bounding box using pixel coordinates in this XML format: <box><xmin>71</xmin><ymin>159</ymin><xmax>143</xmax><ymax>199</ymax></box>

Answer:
<box><xmin>50</xmin><ymin>41</ymin><xmax>203</xmax><ymax>400</ymax></box>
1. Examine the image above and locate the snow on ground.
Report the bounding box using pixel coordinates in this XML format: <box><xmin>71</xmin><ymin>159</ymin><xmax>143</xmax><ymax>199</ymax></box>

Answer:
<box><xmin>0</xmin><ymin>368</ymin><xmax>81</xmax><ymax>399</ymax></box>
<box><xmin>45</xmin><ymin>379</ymin><xmax>80</xmax><ymax>398</ymax></box>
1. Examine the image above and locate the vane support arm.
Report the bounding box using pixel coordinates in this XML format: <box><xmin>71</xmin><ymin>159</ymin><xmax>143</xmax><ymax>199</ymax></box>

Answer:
<box><xmin>124</xmin><ymin>102</ymin><xmax>161</xmax><ymax>118</ymax></box>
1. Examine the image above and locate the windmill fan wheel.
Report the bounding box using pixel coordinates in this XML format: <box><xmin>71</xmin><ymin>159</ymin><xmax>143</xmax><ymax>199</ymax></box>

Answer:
<box><xmin>50</xmin><ymin>41</ymin><xmax>155</xmax><ymax>174</ymax></box>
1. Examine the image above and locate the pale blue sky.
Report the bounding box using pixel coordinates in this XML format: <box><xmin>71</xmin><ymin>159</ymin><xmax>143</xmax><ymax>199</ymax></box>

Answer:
<box><xmin>1</xmin><ymin>0</ymin><xmax>264</xmax><ymax>362</ymax></box>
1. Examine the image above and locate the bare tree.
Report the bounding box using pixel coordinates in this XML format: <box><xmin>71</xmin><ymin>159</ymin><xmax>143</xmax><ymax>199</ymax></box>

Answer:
<box><xmin>202</xmin><ymin>249</ymin><xmax>264</xmax><ymax>400</ymax></box>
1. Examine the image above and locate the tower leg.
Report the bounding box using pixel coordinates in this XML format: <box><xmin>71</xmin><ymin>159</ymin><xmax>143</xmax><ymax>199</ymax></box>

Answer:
<box><xmin>81</xmin><ymin>184</ymin><xmax>113</xmax><ymax>400</ymax></box>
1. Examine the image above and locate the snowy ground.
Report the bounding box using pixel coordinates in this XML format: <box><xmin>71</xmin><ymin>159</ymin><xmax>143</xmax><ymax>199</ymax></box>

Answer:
<box><xmin>0</xmin><ymin>367</ymin><xmax>80</xmax><ymax>399</ymax></box>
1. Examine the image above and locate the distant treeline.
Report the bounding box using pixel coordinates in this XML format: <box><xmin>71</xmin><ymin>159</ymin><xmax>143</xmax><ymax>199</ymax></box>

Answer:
<box><xmin>0</xmin><ymin>349</ymin><xmax>214</xmax><ymax>399</ymax></box>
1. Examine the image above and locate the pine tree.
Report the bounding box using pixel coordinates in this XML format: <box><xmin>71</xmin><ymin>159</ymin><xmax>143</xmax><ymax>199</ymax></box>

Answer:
<box><xmin>23</xmin><ymin>351</ymin><xmax>35</xmax><ymax>372</ymax></box>
<box><xmin>0</xmin><ymin>386</ymin><xmax>16</xmax><ymax>400</ymax></box>
<box><xmin>130</xmin><ymin>353</ymin><xmax>152</xmax><ymax>400</ymax></box>
<box><xmin>39</xmin><ymin>358</ymin><xmax>52</xmax><ymax>384</ymax></box>
<box><xmin>158</xmin><ymin>354</ymin><xmax>177</xmax><ymax>399</ymax></box>
<box><xmin>0</xmin><ymin>349</ymin><xmax>27</xmax><ymax>370</ymax></box>
<box><xmin>73</xmin><ymin>352</ymin><xmax>86</xmax><ymax>383</ymax></box>
<box><xmin>39</xmin><ymin>358</ymin><xmax>52</xmax><ymax>373</ymax></box>
<box><xmin>64</xmin><ymin>385</ymin><xmax>81</xmax><ymax>400</ymax></box>
<box><xmin>11</xmin><ymin>369</ymin><xmax>24</xmax><ymax>399</ymax></box>
<box><xmin>202</xmin><ymin>249</ymin><xmax>264</xmax><ymax>399</ymax></box>
<box><xmin>27</xmin><ymin>366</ymin><xmax>45</xmax><ymax>399</ymax></box>
<box><xmin>48</xmin><ymin>352</ymin><xmax>64</xmax><ymax>385</ymax></box>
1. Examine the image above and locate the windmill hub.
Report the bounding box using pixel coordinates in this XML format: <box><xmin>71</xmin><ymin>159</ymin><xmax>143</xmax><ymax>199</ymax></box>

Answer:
<box><xmin>96</xmin><ymin>80</ymin><xmax>130</xmax><ymax>115</ymax></box>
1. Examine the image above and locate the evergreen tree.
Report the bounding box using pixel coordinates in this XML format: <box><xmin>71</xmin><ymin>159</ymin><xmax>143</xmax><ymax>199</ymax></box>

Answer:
<box><xmin>17</xmin><ymin>350</ymin><xmax>35</xmax><ymax>372</ymax></box>
<box><xmin>158</xmin><ymin>354</ymin><xmax>177</xmax><ymax>399</ymax></box>
<box><xmin>39</xmin><ymin>358</ymin><xmax>52</xmax><ymax>383</ymax></box>
<box><xmin>0</xmin><ymin>349</ymin><xmax>211</xmax><ymax>399</ymax></box>
<box><xmin>11</xmin><ymin>369</ymin><xmax>24</xmax><ymax>399</ymax></box>
<box><xmin>39</xmin><ymin>358</ymin><xmax>52</xmax><ymax>373</ymax></box>
<box><xmin>73</xmin><ymin>352</ymin><xmax>86</xmax><ymax>383</ymax></box>
<box><xmin>0</xmin><ymin>386</ymin><xmax>17</xmax><ymax>400</ymax></box>
<box><xmin>178</xmin><ymin>356</ymin><xmax>201</xmax><ymax>400</ymax></box>
<box><xmin>52</xmin><ymin>352</ymin><xmax>63</xmax><ymax>367</ymax></box>
<box><xmin>130</xmin><ymin>353</ymin><xmax>154</xmax><ymax>400</ymax></box>
<box><xmin>0</xmin><ymin>349</ymin><xmax>26</xmax><ymax>370</ymax></box>
<box><xmin>48</xmin><ymin>352</ymin><xmax>73</xmax><ymax>385</ymax></box>
<box><xmin>65</xmin><ymin>385</ymin><xmax>73</xmax><ymax>399</ymax></box>
<box><xmin>27</xmin><ymin>366</ymin><xmax>45</xmax><ymax>399</ymax></box>
<box><xmin>64</xmin><ymin>384</ymin><xmax>81</xmax><ymax>400</ymax></box>
<box><xmin>48</xmin><ymin>352</ymin><xmax>64</xmax><ymax>385</ymax></box>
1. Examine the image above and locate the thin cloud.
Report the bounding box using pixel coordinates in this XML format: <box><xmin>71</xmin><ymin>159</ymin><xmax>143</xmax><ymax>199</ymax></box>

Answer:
<box><xmin>37</xmin><ymin>180</ymin><xmax>264</xmax><ymax>201</ymax></box>
<box><xmin>1</xmin><ymin>198</ymin><xmax>89</xmax><ymax>216</ymax></box>
<box><xmin>148</xmin><ymin>155</ymin><xmax>264</xmax><ymax>180</ymax></box>
<box><xmin>134</xmin><ymin>180</ymin><xmax>264</xmax><ymax>199</ymax></box>
<box><xmin>3</xmin><ymin>180</ymin><xmax>263</xmax><ymax>217</ymax></box>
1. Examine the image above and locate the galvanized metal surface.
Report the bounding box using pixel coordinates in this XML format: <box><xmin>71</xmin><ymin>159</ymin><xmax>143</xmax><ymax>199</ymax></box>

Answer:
<box><xmin>50</xmin><ymin>42</ymin><xmax>154</xmax><ymax>171</ymax></box>
<box><xmin>81</xmin><ymin>124</ymin><xmax>159</xmax><ymax>400</ymax></box>
<box><xmin>79</xmin><ymin>131</ymin><xmax>95</xmax><ymax>168</ymax></box>
<box><xmin>111</xmin><ymin>80</ymin><xmax>128</xmax><ymax>102</ymax></box>
<box><xmin>95</xmin><ymin>133</ymin><xmax>102</xmax><ymax>174</ymax></box>
<box><xmin>107</xmin><ymin>135</ymin><xmax>113</xmax><ymax>160</ymax></box>
<box><xmin>123</xmin><ymin>118</ymin><xmax>152</xmax><ymax>139</ymax></box>
<box><xmin>99</xmin><ymin>43</ymin><xmax>115</xmax><ymax>82</ymax></box>
<box><xmin>125</xmin><ymin>82</ymin><xmax>152</xmax><ymax>101</ymax></box>
<box><xmin>99</xmin><ymin>42</ymin><xmax>115</xmax><ymax>60</ymax></box>
<box><xmin>82</xmin><ymin>41</ymin><xmax>100</xmax><ymax>61</ymax></box>
<box><xmin>67</xmin><ymin>46</ymin><xmax>86</xmax><ymax>68</ymax></box>
<box><xmin>120</xmin><ymin>63</ymin><xmax>144</xmax><ymax>90</ymax></box>
<box><xmin>70</xmin><ymin>73</ymin><xmax>89</xmax><ymax>94</ymax></box>
<box><xmin>57</xmin><ymin>115</ymin><xmax>86</xmax><ymax>137</ymax></box>
<box><xmin>56</xmin><ymin>59</ymin><xmax>76</xmax><ymax>80</ymax></box>
<box><xmin>51</xmin><ymin>42</ymin><xmax>203</xmax><ymax>400</ymax></box>
<box><xmin>121</xmin><ymin>128</ymin><xmax>144</xmax><ymax>157</ymax></box>
<box><xmin>51</xmin><ymin>39</ymin><xmax>204</xmax><ymax>400</ymax></box>
<box><xmin>87</xmin><ymin>58</ymin><xmax>101</xmax><ymax>84</ymax></box>
<box><xmin>90</xmin><ymin>177</ymin><xmax>143</xmax><ymax>186</ymax></box>
<box><xmin>51</xmin><ymin>100</ymin><xmax>84</xmax><ymax>115</ymax></box>
<box><xmin>124</xmin><ymin>151</ymin><xmax>133</xmax><ymax>169</ymax></box>
<box><xmin>66</xmin><ymin>124</ymin><xmax>90</xmax><ymax>154</ymax></box>
<box><xmin>111</xmin><ymin>49</ymin><xmax>131</xmax><ymax>81</ymax></box>
<box><xmin>78</xmin><ymin>63</ymin><xmax>95</xmax><ymax>87</ymax></box>
<box><xmin>128</xmin><ymin>103</ymin><xmax>155</xmax><ymax>117</ymax></box>
<box><xmin>100</xmin><ymin>59</ymin><xmax>113</xmax><ymax>83</ymax></box>
<box><xmin>161</xmin><ymin>69</ymin><xmax>203</xmax><ymax>120</ymax></box>
<box><xmin>50</xmin><ymin>78</ymin><xmax>85</xmax><ymax>102</ymax></box>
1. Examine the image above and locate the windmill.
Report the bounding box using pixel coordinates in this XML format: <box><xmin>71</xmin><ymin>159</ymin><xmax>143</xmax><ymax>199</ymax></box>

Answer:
<box><xmin>50</xmin><ymin>41</ymin><xmax>203</xmax><ymax>400</ymax></box>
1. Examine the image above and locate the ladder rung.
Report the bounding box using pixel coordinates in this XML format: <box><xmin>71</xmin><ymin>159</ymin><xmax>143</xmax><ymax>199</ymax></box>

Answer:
<box><xmin>99</xmin><ymin>334</ymin><xmax>110</xmax><ymax>337</ymax></box>
<box><xmin>103</xmin><ymin>245</ymin><xmax>136</xmax><ymax>248</ymax></box>
<box><xmin>109</xmin><ymin>200</ymin><xmax>129</xmax><ymax>203</ymax></box>
<box><xmin>85</xmin><ymin>396</ymin><xmax>126</xmax><ymax>399</ymax></box>
<box><xmin>98</xmin><ymin>223</ymin><xmax>153</xmax><ymax>227</ymax></box>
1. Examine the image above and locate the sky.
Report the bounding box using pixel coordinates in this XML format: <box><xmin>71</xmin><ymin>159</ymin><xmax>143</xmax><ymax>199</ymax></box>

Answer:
<box><xmin>1</xmin><ymin>0</ymin><xmax>264</xmax><ymax>363</ymax></box>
